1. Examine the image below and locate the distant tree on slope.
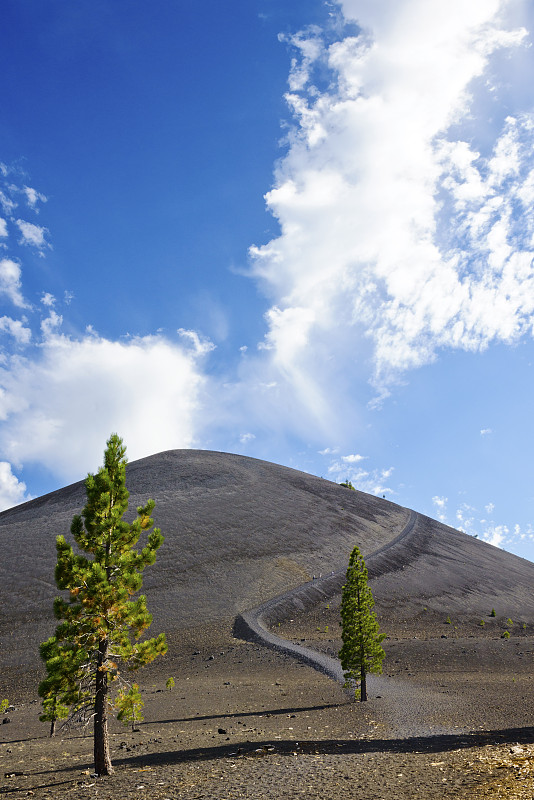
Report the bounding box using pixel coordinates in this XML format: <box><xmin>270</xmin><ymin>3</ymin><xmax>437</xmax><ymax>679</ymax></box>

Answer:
<box><xmin>38</xmin><ymin>433</ymin><xmax>167</xmax><ymax>774</ymax></box>
<box><xmin>340</xmin><ymin>480</ymin><xmax>356</xmax><ymax>490</ymax></box>
<box><xmin>339</xmin><ymin>545</ymin><xmax>385</xmax><ymax>701</ymax></box>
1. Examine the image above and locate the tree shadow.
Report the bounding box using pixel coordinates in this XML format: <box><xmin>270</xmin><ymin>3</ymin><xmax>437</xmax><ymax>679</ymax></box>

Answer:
<box><xmin>147</xmin><ymin>701</ymin><xmax>347</xmax><ymax>725</ymax></box>
<box><xmin>114</xmin><ymin>724</ymin><xmax>534</xmax><ymax>767</ymax></box>
<box><xmin>33</xmin><ymin>723</ymin><xmax>534</xmax><ymax>777</ymax></box>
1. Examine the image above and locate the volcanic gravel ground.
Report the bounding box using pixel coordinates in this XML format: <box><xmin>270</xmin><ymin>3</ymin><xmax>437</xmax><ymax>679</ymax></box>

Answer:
<box><xmin>3</xmin><ymin>452</ymin><xmax>534</xmax><ymax>798</ymax></box>
<box><xmin>3</xmin><ymin>621</ymin><xmax>534</xmax><ymax>799</ymax></box>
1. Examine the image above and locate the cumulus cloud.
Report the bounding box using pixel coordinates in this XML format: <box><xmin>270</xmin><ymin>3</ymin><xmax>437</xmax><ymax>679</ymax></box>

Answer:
<box><xmin>0</xmin><ymin>258</ymin><xmax>29</xmax><ymax>308</ymax></box>
<box><xmin>327</xmin><ymin>454</ymin><xmax>394</xmax><ymax>496</ymax></box>
<box><xmin>448</xmin><ymin>499</ymin><xmax>533</xmax><ymax>551</ymax></box>
<box><xmin>0</xmin><ymin>332</ymin><xmax>212</xmax><ymax>482</ymax></box>
<box><xmin>23</xmin><ymin>185</ymin><xmax>47</xmax><ymax>209</ymax></box>
<box><xmin>41</xmin><ymin>292</ymin><xmax>55</xmax><ymax>307</ymax></box>
<box><xmin>248</xmin><ymin>0</ymin><xmax>534</xmax><ymax>425</ymax></box>
<box><xmin>0</xmin><ymin>461</ymin><xmax>30</xmax><ymax>511</ymax></box>
<box><xmin>483</xmin><ymin>524</ymin><xmax>507</xmax><ymax>548</ymax></box>
<box><xmin>15</xmin><ymin>219</ymin><xmax>50</xmax><ymax>251</ymax></box>
<box><xmin>432</xmin><ymin>495</ymin><xmax>448</xmax><ymax>522</ymax></box>
<box><xmin>0</xmin><ymin>315</ymin><xmax>31</xmax><ymax>345</ymax></box>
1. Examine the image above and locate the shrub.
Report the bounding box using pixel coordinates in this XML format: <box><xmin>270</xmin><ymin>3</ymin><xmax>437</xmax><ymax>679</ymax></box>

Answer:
<box><xmin>507</xmin><ymin>618</ymin><xmax>513</xmax><ymax>627</ymax></box>
<box><xmin>501</xmin><ymin>630</ymin><xmax>510</xmax><ymax>639</ymax></box>
<box><xmin>490</xmin><ymin>609</ymin><xmax>496</xmax><ymax>617</ymax></box>
<box><xmin>0</xmin><ymin>699</ymin><xmax>9</xmax><ymax>714</ymax></box>
<box><xmin>166</xmin><ymin>677</ymin><xmax>175</xmax><ymax>690</ymax></box>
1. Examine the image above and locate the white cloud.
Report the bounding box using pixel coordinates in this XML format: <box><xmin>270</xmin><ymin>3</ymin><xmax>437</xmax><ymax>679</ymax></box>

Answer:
<box><xmin>0</xmin><ymin>191</ymin><xmax>16</xmax><ymax>216</ymax></box>
<box><xmin>246</xmin><ymin>0</ymin><xmax>534</xmax><ymax>428</ymax></box>
<box><xmin>41</xmin><ymin>292</ymin><xmax>55</xmax><ymax>307</ymax></box>
<box><xmin>15</xmin><ymin>219</ymin><xmax>50</xmax><ymax>251</ymax></box>
<box><xmin>0</xmin><ymin>315</ymin><xmax>31</xmax><ymax>345</ymax></box>
<box><xmin>432</xmin><ymin>495</ymin><xmax>448</xmax><ymax>522</ymax></box>
<box><xmin>482</xmin><ymin>524</ymin><xmax>507</xmax><ymax>548</ymax></box>
<box><xmin>485</xmin><ymin>501</ymin><xmax>495</xmax><ymax>514</ymax></box>
<box><xmin>480</xmin><ymin>428</ymin><xmax>493</xmax><ymax>436</ymax></box>
<box><xmin>239</xmin><ymin>432</ymin><xmax>256</xmax><ymax>444</ymax></box>
<box><xmin>177</xmin><ymin>327</ymin><xmax>216</xmax><ymax>356</ymax></box>
<box><xmin>342</xmin><ymin>453</ymin><xmax>365</xmax><ymax>463</ymax></box>
<box><xmin>0</xmin><ymin>218</ymin><xmax>7</xmax><ymax>238</ymax></box>
<box><xmin>327</xmin><ymin>455</ymin><xmax>394</xmax><ymax>496</ymax></box>
<box><xmin>0</xmin><ymin>258</ymin><xmax>29</xmax><ymax>308</ymax></box>
<box><xmin>0</xmin><ymin>461</ymin><xmax>30</xmax><ymax>511</ymax></box>
<box><xmin>23</xmin><ymin>185</ymin><xmax>47</xmax><ymax>209</ymax></box>
<box><xmin>40</xmin><ymin>310</ymin><xmax>63</xmax><ymax>338</ymax></box>
<box><xmin>0</xmin><ymin>332</ymin><xmax>211</xmax><ymax>482</ymax></box>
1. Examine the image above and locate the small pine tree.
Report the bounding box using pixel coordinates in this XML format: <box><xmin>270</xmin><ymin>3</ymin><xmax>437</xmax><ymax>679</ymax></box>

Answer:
<box><xmin>115</xmin><ymin>683</ymin><xmax>144</xmax><ymax>731</ymax></box>
<box><xmin>340</xmin><ymin>480</ymin><xmax>356</xmax><ymax>490</ymax></box>
<box><xmin>39</xmin><ymin>434</ymin><xmax>167</xmax><ymax>775</ymax></box>
<box><xmin>38</xmin><ymin>636</ymin><xmax>74</xmax><ymax>736</ymax></box>
<box><xmin>339</xmin><ymin>546</ymin><xmax>385</xmax><ymax>701</ymax></box>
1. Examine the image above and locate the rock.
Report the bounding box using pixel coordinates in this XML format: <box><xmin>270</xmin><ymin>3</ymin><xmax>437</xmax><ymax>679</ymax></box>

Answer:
<box><xmin>218</xmin><ymin>728</ymin><xmax>227</xmax><ymax>734</ymax></box>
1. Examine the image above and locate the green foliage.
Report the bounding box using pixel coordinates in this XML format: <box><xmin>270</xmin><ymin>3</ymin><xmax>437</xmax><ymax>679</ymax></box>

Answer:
<box><xmin>0</xmin><ymin>699</ymin><xmax>9</xmax><ymax>714</ymax></box>
<box><xmin>115</xmin><ymin>683</ymin><xmax>144</xmax><ymax>730</ymax></box>
<box><xmin>38</xmin><ymin>434</ymin><xmax>167</xmax><ymax>774</ymax></box>
<box><xmin>166</xmin><ymin>677</ymin><xmax>175</xmax><ymax>690</ymax></box>
<box><xmin>339</xmin><ymin>546</ymin><xmax>385</xmax><ymax>701</ymax></box>
<box><xmin>502</xmin><ymin>630</ymin><xmax>510</xmax><ymax>639</ymax></box>
<box><xmin>507</xmin><ymin>618</ymin><xmax>513</xmax><ymax>627</ymax></box>
<box><xmin>490</xmin><ymin>608</ymin><xmax>496</xmax><ymax>617</ymax></box>
<box><xmin>445</xmin><ymin>616</ymin><xmax>451</xmax><ymax>624</ymax></box>
<box><xmin>479</xmin><ymin>620</ymin><xmax>485</xmax><ymax>627</ymax></box>
<box><xmin>340</xmin><ymin>480</ymin><xmax>356</xmax><ymax>490</ymax></box>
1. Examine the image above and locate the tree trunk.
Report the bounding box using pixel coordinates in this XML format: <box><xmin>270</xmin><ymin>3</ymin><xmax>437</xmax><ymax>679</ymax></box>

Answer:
<box><xmin>360</xmin><ymin>670</ymin><xmax>367</xmax><ymax>702</ymax></box>
<box><xmin>49</xmin><ymin>718</ymin><xmax>56</xmax><ymax>737</ymax></box>
<box><xmin>94</xmin><ymin>639</ymin><xmax>113</xmax><ymax>775</ymax></box>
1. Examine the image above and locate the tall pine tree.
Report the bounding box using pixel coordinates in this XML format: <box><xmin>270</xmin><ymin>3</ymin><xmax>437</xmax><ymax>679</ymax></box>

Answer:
<box><xmin>339</xmin><ymin>545</ymin><xmax>385</xmax><ymax>701</ymax></box>
<box><xmin>38</xmin><ymin>434</ymin><xmax>167</xmax><ymax>774</ymax></box>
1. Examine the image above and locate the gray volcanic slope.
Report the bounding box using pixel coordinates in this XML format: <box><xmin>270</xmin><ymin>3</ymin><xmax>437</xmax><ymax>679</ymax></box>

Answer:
<box><xmin>0</xmin><ymin>449</ymin><xmax>407</xmax><ymax>670</ymax></box>
<box><xmin>3</xmin><ymin>449</ymin><xmax>534</xmax><ymax>677</ymax></box>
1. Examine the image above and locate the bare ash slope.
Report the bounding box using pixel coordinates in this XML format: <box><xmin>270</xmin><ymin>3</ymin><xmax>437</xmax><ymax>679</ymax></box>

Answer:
<box><xmin>0</xmin><ymin>449</ymin><xmax>407</xmax><ymax>674</ymax></box>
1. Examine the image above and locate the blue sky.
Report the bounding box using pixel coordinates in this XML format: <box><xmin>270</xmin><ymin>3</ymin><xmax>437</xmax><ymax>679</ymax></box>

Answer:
<box><xmin>1</xmin><ymin>0</ymin><xmax>534</xmax><ymax>560</ymax></box>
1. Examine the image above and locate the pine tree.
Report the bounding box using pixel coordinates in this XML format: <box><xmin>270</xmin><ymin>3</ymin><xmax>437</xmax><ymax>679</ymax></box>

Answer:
<box><xmin>115</xmin><ymin>683</ymin><xmax>144</xmax><ymax>731</ymax></box>
<box><xmin>38</xmin><ymin>434</ymin><xmax>167</xmax><ymax>774</ymax></box>
<box><xmin>339</xmin><ymin>545</ymin><xmax>385</xmax><ymax>701</ymax></box>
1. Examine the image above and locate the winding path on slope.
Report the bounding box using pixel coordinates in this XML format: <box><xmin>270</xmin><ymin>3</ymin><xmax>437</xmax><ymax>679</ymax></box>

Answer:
<box><xmin>234</xmin><ymin>509</ymin><xmax>472</xmax><ymax>738</ymax></box>
<box><xmin>234</xmin><ymin>509</ymin><xmax>418</xmax><ymax>686</ymax></box>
